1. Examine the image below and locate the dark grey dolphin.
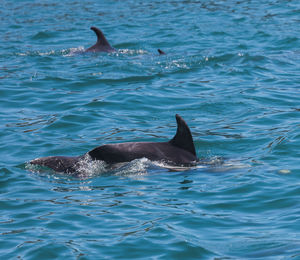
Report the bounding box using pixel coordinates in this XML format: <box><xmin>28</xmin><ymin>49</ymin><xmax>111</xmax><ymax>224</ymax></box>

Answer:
<box><xmin>85</xmin><ymin>26</ymin><xmax>116</xmax><ymax>53</ymax></box>
<box><xmin>30</xmin><ymin>114</ymin><xmax>198</xmax><ymax>174</ymax></box>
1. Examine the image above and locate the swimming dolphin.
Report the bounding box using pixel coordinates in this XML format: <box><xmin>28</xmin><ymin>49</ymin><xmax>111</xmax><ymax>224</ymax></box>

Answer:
<box><xmin>85</xmin><ymin>26</ymin><xmax>116</xmax><ymax>53</ymax></box>
<box><xmin>30</xmin><ymin>114</ymin><xmax>198</xmax><ymax>174</ymax></box>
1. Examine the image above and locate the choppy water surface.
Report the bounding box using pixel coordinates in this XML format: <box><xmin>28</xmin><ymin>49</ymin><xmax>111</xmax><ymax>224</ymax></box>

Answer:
<box><xmin>1</xmin><ymin>0</ymin><xmax>299</xmax><ymax>259</ymax></box>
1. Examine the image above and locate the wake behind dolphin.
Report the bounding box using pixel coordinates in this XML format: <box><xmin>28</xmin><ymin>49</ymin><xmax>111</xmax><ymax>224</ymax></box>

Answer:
<box><xmin>30</xmin><ymin>114</ymin><xmax>198</xmax><ymax>175</ymax></box>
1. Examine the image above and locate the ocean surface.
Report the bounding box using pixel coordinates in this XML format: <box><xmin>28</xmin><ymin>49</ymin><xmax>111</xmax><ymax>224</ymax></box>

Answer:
<box><xmin>1</xmin><ymin>0</ymin><xmax>299</xmax><ymax>259</ymax></box>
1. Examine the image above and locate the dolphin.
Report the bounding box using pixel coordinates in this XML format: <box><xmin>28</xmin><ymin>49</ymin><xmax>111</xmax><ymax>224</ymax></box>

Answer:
<box><xmin>85</xmin><ymin>26</ymin><xmax>116</xmax><ymax>53</ymax></box>
<box><xmin>30</xmin><ymin>114</ymin><xmax>198</xmax><ymax>174</ymax></box>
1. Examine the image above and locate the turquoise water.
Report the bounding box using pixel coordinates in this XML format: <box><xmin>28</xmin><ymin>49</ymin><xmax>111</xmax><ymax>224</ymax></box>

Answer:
<box><xmin>1</xmin><ymin>0</ymin><xmax>300</xmax><ymax>258</ymax></box>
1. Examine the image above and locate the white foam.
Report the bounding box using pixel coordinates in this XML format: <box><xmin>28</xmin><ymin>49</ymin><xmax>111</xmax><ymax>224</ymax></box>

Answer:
<box><xmin>74</xmin><ymin>154</ymin><xmax>108</xmax><ymax>178</ymax></box>
<box><xmin>64</xmin><ymin>46</ymin><xmax>85</xmax><ymax>56</ymax></box>
<box><xmin>199</xmin><ymin>156</ymin><xmax>250</xmax><ymax>172</ymax></box>
<box><xmin>114</xmin><ymin>158</ymin><xmax>151</xmax><ymax>177</ymax></box>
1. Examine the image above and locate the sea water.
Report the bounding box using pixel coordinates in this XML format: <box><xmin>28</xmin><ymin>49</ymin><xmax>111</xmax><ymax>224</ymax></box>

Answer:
<box><xmin>0</xmin><ymin>0</ymin><xmax>299</xmax><ymax>259</ymax></box>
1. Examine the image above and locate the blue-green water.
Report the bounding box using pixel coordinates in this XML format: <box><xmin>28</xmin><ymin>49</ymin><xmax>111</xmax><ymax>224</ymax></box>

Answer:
<box><xmin>1</xmin><ymin>0</ymin><xmax>300</xmax><ymax>259</ymax></box>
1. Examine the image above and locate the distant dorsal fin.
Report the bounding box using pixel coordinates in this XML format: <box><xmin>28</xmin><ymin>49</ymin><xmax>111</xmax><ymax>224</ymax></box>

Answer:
<box><xmin>169</xmin><ymin>114</ymin><xmax>196</xmax><ymax>156</ymax></box>
<box><xmin>90</xmin><ymin>26</ymin><xmax>111</xmax><ymax>47</ymax></box>
<box><xmin>158</xmin><ymin>49</ymin><xmax>166</xmax><ymax>55</ymax></box>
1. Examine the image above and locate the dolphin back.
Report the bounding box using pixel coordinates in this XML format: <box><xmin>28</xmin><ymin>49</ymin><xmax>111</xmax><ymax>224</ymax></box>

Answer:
<box><xmin>30</xmin><ymin>155</ymin><xmax>82</xmax><ymax>173</ymax></box>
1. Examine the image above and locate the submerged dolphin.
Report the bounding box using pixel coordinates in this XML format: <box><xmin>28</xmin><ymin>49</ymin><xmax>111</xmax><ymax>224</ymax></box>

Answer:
<box><xmin>85</xmin><ymin>26</ymin><xmax>116</xmax><ymax>53</ymax></box>
<box><xmin>30</xmin><ymin>114</ymin><xmax>198</xmax><ymax>173</ymax></box>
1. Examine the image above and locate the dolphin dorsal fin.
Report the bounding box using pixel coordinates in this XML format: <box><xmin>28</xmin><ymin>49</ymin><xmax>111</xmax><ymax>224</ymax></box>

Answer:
<box><xmin>169</xmin><ymin>114</ymin><xmax>196</xmax><ymax>156</ymax></box>
<box><xmin>158</xmin><ymin>49</ymin><xmax>166</xmax><ymax>55</ymax></box>
<box><xmin>91</xmin><ymin>26</ymin><xmax>111</xmax><ymax>47</ymax></box>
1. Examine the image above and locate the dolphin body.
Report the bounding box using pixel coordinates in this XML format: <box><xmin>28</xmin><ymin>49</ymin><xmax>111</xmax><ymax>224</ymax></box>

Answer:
<box><xmin>85</xmin><ymin>27</ymin><xmax>116</xmax><ymax>53</ymax></box>
<box><xmin>85</xmin><ymin>26</ymin><xmax>165</xmax><ymax>55</ymax></box>
<box><xmin>30</xmin><ymin>114</ymin><xmax>198</xmax><ymax>174</ymax></box>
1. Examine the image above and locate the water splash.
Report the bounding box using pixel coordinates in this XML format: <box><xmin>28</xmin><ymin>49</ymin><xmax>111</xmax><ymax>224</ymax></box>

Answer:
<box><xmin>75</xmin><ymin>154</ymin><xmax>108</xmax><ymax>179</ymax></box>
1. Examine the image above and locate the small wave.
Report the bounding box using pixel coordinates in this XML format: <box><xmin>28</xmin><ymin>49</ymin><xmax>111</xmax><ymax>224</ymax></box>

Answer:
<box><xmin>153</xmin><ymin>161</ymin><xmax>199</xmax><ymax>171</ymax></box>
<box><xmin>117</xmin><ymin>49</ymin><xmax>149</xmax><ymax>55</ymax></box>
<box><xmin>113</xmin><ymin>158</ymin><xmax>152</xmax><ymax>178</ymax></box>
<box><xmin>16</xmin><ymin>49</ymin><xmax>67</xmax><ymax>57</ymax></box>
<box><xmin>5</xmin><ymin>113</ymin><xmax>57</xmax><ymax>133</ymax></box>
<box><xmin>64</xmin><ymin>46</ymin><xmax>85</xmax><ymax>56</ymax></box>
<box><xmin>31</xmin><ymin>31</ymin><xmax>57</xmax><ymax>40</ymax></box>
<box><xmin>15</xmin><ymin>46</ymin><xmax>89</xmax><ymax>57</ymax></box>
<box><xmin>198</xmin><ymin>156</ymin><xmax>250</xmax><ymax>172</ymax></box>
<box><xmin>16</xmin><ymin>50</ymin><xmax>54</xmax><ymax>57</ymax></box>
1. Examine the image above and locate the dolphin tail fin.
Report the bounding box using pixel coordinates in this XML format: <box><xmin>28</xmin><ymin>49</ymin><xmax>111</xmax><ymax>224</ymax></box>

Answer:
<box><xmin>169</xmin><ymin>114</ymin><xmax>196</xmax><ymax>156</ymax></box>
